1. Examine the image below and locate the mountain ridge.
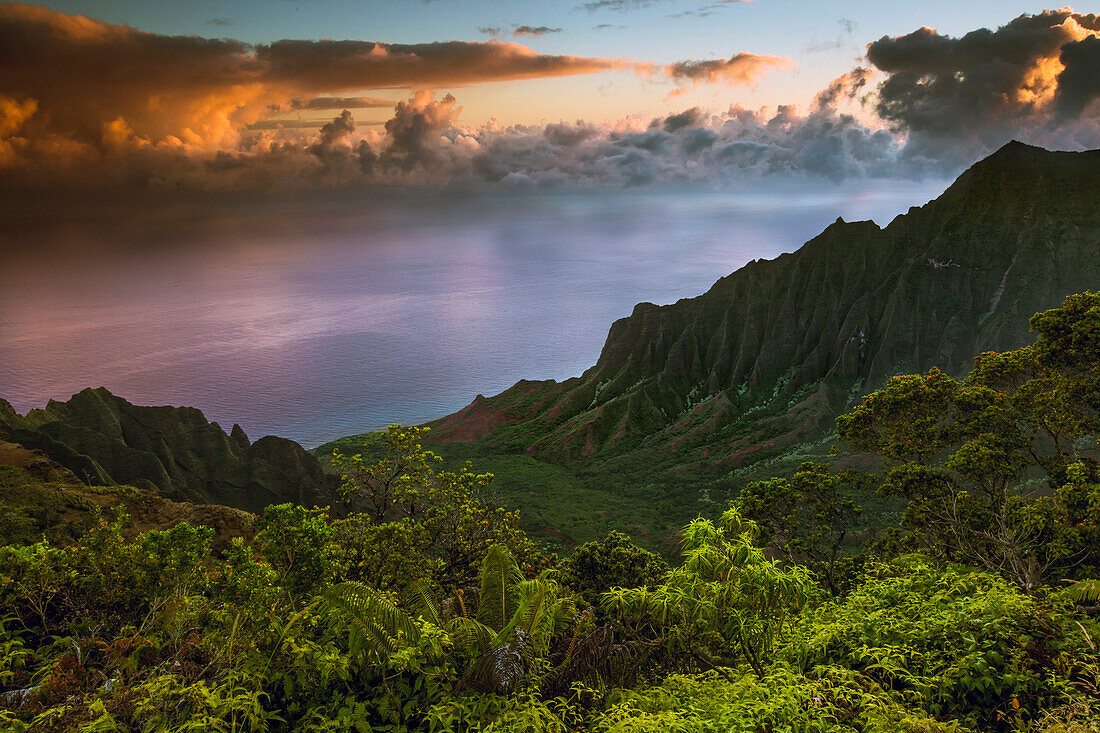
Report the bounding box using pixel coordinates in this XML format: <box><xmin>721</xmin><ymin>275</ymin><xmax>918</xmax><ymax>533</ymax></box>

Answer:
<box><xmin>428</xmin><ymin>142</ymin><xmax>1100</xmax><ymax>486</ymax></box>
<box><xmin>0</xmin><ymin>387</ymin><xmax>337</xmax><ymax>512</ymax></box>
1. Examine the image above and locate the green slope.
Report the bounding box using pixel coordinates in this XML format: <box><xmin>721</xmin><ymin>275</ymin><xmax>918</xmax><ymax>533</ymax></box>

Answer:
<box><xmin>390</xmin><ymin>142</ymin><xmax>1099</xmax><ymax>551</ymax></box>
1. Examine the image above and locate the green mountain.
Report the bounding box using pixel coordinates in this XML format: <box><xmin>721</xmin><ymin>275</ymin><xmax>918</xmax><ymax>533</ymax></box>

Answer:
<box><xmin>0</xmin><ymin>387</ymin><xmax>336</xmax><ymax>513</ymax></box>
<box><xmin>407</xmin><ymin>142</ymin><xmax>1098</xmax><ymax>547</ymax></box>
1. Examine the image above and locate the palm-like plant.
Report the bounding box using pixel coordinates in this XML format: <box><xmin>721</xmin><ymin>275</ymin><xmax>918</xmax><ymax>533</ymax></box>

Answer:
<box><xmin>602</xmin><ymin>507</ymin><xmax>811</xmax><ymax>677</ymax></box>
<box><xmin>323</xmin><ymin>583</ymin><xmax>421</xmax><ymax>660</ymax></box>
<box><xmin>326</xmin><ymin>544</ymin><xmax>578</xmax><ymax>695</ymax></box>
<box><xmin>453</xmin><ymin>545</ymin><xmax>576</xmax><ymax>693</ymax></box>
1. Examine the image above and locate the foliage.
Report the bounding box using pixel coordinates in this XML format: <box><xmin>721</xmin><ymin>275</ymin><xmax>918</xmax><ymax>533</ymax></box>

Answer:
<box><xmin>736</xmin><ymin>461</ymin><xmax>872</xmax><ymax>595</ymax></box>
<box><xmin>602</xmin><ymin>507</ymin><xmax>811</xmax><ymax>677</ymax></box>
<box><xmin>4</xmin><ymin>294</ymin><xmax>1100</xmax><ymax>731</ymax></box>
<box><xmin>331</xmin><ymin>425</ymin><xmax>538</xmax><ymax>591</ymax></box>
<box><xmin>592</xmin><ymin>667</ymin><xmax>965</xmax><ymax>733</ymax></box>
<box><xmin>256</xmin><ymin>504</ymin><xmax>340</xmax><ymax>599</ymax></box>
<box><xmin>784</xmin><ymin>557</ymin><xmax>1098</xmax><ymax>731</ymax></box>
<box><xmin>560</xmin><ymin>532</ymin><xmax>669</xmax><ymax>605</ymax></box>
<box><xmin>836</xmin><ymin>292</ymin><xmax>1100</xmax><ymax>590</ymax></box>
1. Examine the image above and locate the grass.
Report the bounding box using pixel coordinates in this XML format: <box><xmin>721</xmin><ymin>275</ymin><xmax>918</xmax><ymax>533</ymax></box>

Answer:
<box><xmin>313</xmin><ymin>433</ymin><xmax>698</xmax><ymax>556</ymax></box>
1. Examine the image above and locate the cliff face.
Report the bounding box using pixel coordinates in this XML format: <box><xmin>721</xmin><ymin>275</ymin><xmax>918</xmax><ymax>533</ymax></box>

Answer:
<box><xmin>0</xmin><ymin>387</ymin><xmax>336</xmax><ymax>512</ymax></box>
<box><xmin>431</xmin><ymin>142</ymin><xmax>1100</xmax><ymax>476</ymax></box>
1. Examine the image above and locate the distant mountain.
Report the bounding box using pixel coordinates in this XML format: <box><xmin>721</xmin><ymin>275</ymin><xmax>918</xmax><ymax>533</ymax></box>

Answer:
<box><xmin>0</xmin><ymin>387</ymin><xmax>336</xmax><ymax>512</ymax></box>
<box><xmin>429</xmin><ymin>142</ymin><xmax>1100</xmax><ymax>487</ymax></box>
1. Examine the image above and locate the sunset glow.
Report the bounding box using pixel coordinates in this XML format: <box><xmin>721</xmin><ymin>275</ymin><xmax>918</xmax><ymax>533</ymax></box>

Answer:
<box><xmin>0</xmin><ymin>2</ymin><xmax>1097</xmax><ymax>191</ymax></box>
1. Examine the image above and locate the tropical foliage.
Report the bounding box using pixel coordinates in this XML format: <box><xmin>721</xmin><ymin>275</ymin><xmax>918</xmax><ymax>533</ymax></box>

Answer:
<box><xmin>2</xmin><ymin>293</ymin><xmax>1100</xmax><ymax>731</ymax></box>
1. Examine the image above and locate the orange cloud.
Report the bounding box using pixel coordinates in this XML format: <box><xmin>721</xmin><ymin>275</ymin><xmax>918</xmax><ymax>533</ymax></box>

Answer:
<box><xmin>665</xmin><ymin>52</ymin><xmax>794</xmax><ymax>87</ymax></box>
<box><xmin>0</xmin><ymin>3</ymin><xmax>626</xmax><ymax>151</ymax></box>
<box><xmin>292</xmin><ymin>96</ymin><xmax>396</xmax><ymax>110</ymax></box>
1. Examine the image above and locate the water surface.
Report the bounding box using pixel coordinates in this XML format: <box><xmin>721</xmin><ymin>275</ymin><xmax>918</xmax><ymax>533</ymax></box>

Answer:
<box><xmin>0</xmin><ymin>181</ymin><xmax>949</xmax><ymax>446</ymax></box>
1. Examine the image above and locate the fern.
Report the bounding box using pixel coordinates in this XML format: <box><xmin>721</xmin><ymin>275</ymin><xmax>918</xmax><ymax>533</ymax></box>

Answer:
<box><xmin>457</xmin><ymin>629</ymin><xmax>535</xmax><ymax>694</ymax></box>
<box><xmin>325</xmin><ymin>582</ymin><xmax>420</xmax><ymax>658</ymax></box>
<box><xmin>477</xmin><ymin>545</ymin><xmax>524</xmax><ymax>632</ymax></box>
<box><xmin>447</xmin><ymin>616</ymin><xmax>495</xmax><ymax>655</ymax></box>
<box><xmin>1066</xmin><ymin>579</ymin><xmax>1100</xmax><ymax>605</ymax></box>
<box><xmin>408</xmin><ymin>578</ymin><xmax>442</xmax><ymax>625</ymax></box>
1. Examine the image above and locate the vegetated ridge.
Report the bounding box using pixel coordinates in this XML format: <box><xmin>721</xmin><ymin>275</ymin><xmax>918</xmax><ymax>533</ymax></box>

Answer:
<box><xmin>425</xmin><ymin>142</ymin><xmax>1099</xmax><ymax>516</ymax></box>
<box><xmin>0</xmin><ymin>439</ymin><xmax>255</xmax><ymax>548</ymax></box>
<box><xmin>0</xmin><ymin>387</ymin><xmax>336</xmax><ymax>513</ymax></box>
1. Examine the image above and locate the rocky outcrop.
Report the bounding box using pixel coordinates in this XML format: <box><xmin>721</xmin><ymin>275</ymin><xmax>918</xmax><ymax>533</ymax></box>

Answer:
<box><xmin>431</xmin><ymin>142</ymin><xmax>1100</xmax><ymax>478</ymax></box>
<box><xmin>0</xmin><ymin>387</ymin><xmax>336</xmax><ymax>512</ymax></box>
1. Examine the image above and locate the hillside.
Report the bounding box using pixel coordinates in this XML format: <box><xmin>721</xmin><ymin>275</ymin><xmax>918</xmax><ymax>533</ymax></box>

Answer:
<box><xmin>0</xmin><ymin>440</ymin><xmax>254</xmax><ymax>549</ymax></box>
<box><xmin>0</xmin><ymin>387</ymin><xmax>336</xmax><ymax>513</ymax></box>
<box><xmin>403</xmin><ymin>142</ymin><xmax>1100</xmax><ymax>547</ymax></box>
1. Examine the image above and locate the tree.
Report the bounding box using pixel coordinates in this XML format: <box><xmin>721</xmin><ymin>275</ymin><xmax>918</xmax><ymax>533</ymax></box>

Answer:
<box><xmin>736</xmin><ymin>462</ymin><xmax>871</xmax><ymax>596</ymax></box>
<box><xmin>559</xmin><ymin>531</ymin><xmax>669</xmax><ymax>604</ymax></box>
<box><xmin>331</xmin><ymin>425</ymin><xmax>536</xmax><ymax>591</ymax></box>
<box><xmin>836</xmin><ymin>292</ymin><xmax>1100</xmax><ymax>591</ymax></box>
<box><xmin>602</xmin><ymin>507</ymin><xmax>811</xmax><ymax>677</ymax></box>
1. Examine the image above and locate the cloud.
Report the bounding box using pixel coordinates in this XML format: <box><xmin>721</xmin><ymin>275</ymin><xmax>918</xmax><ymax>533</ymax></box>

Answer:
<box><xmin>381</xmin><ymin>91</ymin><xmax>465</xmax><ymax>171</ymax></box>
<box><xmin>513</xmin><ymin>26</ymin><xmax>563</xmax><ymax>37</ymax></box>
<box><xmin>257</xmin><ymin>39</ymin><xmax>624</xmax><ymax>91</ymax></box>
<box><xmin>1054</xmin><ymin>35</ymin><xmax>1100</xmax><ymax>119</ymax></box>
<box><xmin>467</xmin><ymin>85</ymin><xmax>908</xmax><ymax>188</ymax></box>
<box><xmin>291</xmin><ymin>96</ymin><xmax>395</xmax><ymax>110</ymax></box>
<box><xmin>864</xmin><ymin>9</ymin><xmax>1100</xmax><ymax>159</ymax></box>
<box><xmin>805</xmin><ymin>18</ymin><xmax>856</xmax><ymax>53</ymax></box>
<box><xmin>205</xmin><ymin>18</ymin><xmax>234</xmax><ymax>28</ymax></box>
<box><xmin>812</xmin><ymin>67</ymin><xmax>873</xmax><ymax>109</ymax></box>
<box><xmin>479</xmin><ymin>26</ymin><xmax>502</xmax><ymax>36</ymax></box>
<box><xmin>580</xmin><ymin>0</ymin><xmax>748</xmax><ymax>11</ymax></box>
<box><xmin>654</xmin><ymin>106</ymin><xmax>705</xmax><ymax>132</ymax></box>
<box><xmin>0</xmin><ymin>3</ymin><xmax>626</xmax><ymax>152</ymax></box>
<box><xmin>669</xmin><ymin>4</ymin><xmax>742</xmax><ymax>19</ymax></box>
<box><xmin>3</xmin><ymin>6</ymin><xmax>1099</xmax><ymax>192</ymax></box>
<box><xmin>665</xmin><ymin>52</ymin><xmax>794</xmax><ymax>89</ymax></box>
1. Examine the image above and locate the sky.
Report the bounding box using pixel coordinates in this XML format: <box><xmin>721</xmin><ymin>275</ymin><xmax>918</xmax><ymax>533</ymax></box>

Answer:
<box><xmin>1</xmin><ymin>1</ymin><xmax>1098</xmax><ymax>190</ymax></box>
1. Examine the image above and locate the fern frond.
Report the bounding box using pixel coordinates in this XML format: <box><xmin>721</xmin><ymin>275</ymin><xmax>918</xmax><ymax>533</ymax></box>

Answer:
<box><xmin>476</xmin><ymin>544</ymin><xmax>523</xmax><ymax>632</ymax></box>
<box><xmin>446</xmin><ymin>616</ymin><xmax>494</xmax><ymax>654</ymax></box>
<box><xmin>408</xmin><ymin>578</ymin><xmax>441</xmax><ymax>625</ymax></box>
<box><xmin>541</xmin><ymin>624</ymin><xmax>654</xmax><ymax>697</ymax></box>
<box><xmin>325</xmin><ymin>582</ymin><xmax>420</xmax><ymax>657</ymax></box>
<box><xmin>1067</xmin><ymin>579</ymin><xmax>1100</xmax><ymax>604</ymax></box>
<box><xmin>520</xmin><ymin>581</ymin><xmax>547</xmax><ymax>637</ymax></box>
<box><xmin>457</xmin><ymin>629</ymin><xmax>534</xmax><ymax>694</ymax></box>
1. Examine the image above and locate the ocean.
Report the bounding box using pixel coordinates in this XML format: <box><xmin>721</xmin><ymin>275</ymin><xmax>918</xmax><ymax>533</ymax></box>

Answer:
<box><xmin>0</xmin><ymin>179</ymin><xmax>949</xmax><ymax>446</ymax></box>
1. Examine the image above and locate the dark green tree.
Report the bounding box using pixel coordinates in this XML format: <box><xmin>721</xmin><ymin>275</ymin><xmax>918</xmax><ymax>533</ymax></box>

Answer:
<box><xmin>836</xmin><ymin>292</ymin><xmax>1100</xmax><ymax>591</ymax></box>
<box><xmin>559</xmin><ymin>531</ymin><xmax>669</xmax><ymax>603</ymax></box>
<box><xmin>736</xmin><ymin>462</ymin><xmax>871</xmax><ymax>596</ymax></box>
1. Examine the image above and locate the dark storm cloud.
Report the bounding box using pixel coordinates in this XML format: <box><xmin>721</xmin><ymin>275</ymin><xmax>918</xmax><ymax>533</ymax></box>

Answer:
<box><xmin>1054</xmin><ymin>36</ymin><xmax>1100</xmax><ymax>120</ymax></box>
<box><xmin>864</xmin><ymin>8</ymin><xmax>1100</xmax><ymax>156</ymax></box>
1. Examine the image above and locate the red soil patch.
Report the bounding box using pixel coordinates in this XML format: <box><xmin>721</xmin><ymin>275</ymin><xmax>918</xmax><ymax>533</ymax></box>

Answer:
<box><xmin>724</xmin><ymin>438</ymin><xmax>778</xmax><ymax>465</ymax></box>
<box><xmin>431</xmin><ymin>395</ymin><xmax>518</xmax><ymax>444</ymax></box>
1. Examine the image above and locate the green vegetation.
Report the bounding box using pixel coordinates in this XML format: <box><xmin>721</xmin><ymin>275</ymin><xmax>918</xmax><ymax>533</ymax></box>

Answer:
<box><xmin>412</xmin><ymin>143</ymin><xmax>1100</xmax><ymax>552</ymax></box>
<box><xmin>314</xmin><ymin>435</ymin><xmax>684</xmax><ymax>557</ymax></box>
<box><xmin>3</xmin><ymin>292</ymin><xmax>1100</xmax><ymax>731</ymax></box>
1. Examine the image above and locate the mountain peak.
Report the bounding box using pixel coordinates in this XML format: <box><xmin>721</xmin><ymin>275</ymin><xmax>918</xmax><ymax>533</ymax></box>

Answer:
<box><xmin>430</xmin><ymin>144</ymin><xmax>1100</xmax><ymax>500</ymax></box>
